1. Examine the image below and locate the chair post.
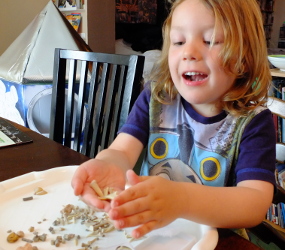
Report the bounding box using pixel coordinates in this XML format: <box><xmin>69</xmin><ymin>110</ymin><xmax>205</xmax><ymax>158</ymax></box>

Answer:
<box><xmin>50</xmin><ymin>48</ymin><xmax>66</xmax><ymax>143</ymax></box>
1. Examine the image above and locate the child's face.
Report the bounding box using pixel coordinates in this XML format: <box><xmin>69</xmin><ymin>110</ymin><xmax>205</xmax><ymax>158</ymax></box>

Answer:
<box><xmin>168</xmin><ymin>0</ymin><xmax>236</xmax><ymax>116</ymax></box>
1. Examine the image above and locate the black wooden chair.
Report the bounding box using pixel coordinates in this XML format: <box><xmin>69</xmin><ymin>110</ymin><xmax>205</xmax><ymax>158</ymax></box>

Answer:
<box><xmin>49</xmin><ymin>48</ymin><xmax>145</xmax><ymax>158</ymax></box>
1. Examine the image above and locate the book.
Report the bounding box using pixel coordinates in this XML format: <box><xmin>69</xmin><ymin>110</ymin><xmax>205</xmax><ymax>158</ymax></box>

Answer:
<box><xmin>281</xmin><ymin>87</ymin><xmax>285</xmax><ymax>143</ymax></box>
<box><xmin>276</xmin><ymin>163</ymin><xmax>285</xmax><ymax>189</ymax></box>
<box><xmin>58</xmin><ymin>0</ymin><xmax>82</xmax><ymax>10</ymax></box>
<box><xmin>272</xmin><ymin>78</ymin><xmax>285</xmax><ymax>142</ymax></box>
<box><xmin>266</xmin><ymin>202</ymin><xmax>285</xmax><ymax>229</ymax></box>
<box><xmin>0</xmin><ymin>118</ymin><xmax>33</xmax><ymax>148</ymax></box>
<box><xmin>278</xmin><ymin>203</ymin><xmax>284</xmax><ymax>228</ymax></box>
<box><xmin>65</xmin><ymin>13</ymin><xmax>81</xmax><ymax>31</ymax></box>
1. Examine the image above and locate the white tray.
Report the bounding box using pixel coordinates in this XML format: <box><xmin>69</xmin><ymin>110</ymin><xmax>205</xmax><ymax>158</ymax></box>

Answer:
<box><xmin>0</xmin><ymin>166</ymin><xmax>218</xmax><ymax>250</ymax></box>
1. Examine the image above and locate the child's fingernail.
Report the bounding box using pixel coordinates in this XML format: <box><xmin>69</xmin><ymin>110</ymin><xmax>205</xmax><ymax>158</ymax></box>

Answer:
<box><xmin>110</xmin><ymin>209</ymin><xmax>118</xmax><ymax>219</ymax></box>
<box><xmin>118</xmin><ymin>220</ymin><xmax>124</xmax><ymax>227</ymax></box>
<box><xmin>133</xmin><ymin>231</ymin><xmax>140</xmax><ymax>238</ymax></box>
<box><xmin>111</xmin><ymin>200</ymin><xmax>119</xmax><ymax>207</ymax></box>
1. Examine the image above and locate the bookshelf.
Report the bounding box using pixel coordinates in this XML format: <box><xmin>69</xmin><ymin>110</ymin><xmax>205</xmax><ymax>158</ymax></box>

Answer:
<box><xmin>54</xmin><ymin>1</ymin><xmax>86</xmax><ymax>38</ymax></box>
<box><xmin>257</xmin><ymin>0</ymin><xmax>275</xmax><ymax>46</ymax></box>
<box><xmin>54</xmin><ymin>0</ymin><xmax>115</xmax><ymax>53</ymax></box>
<box><xmin>264</xmin><ymin>69</ymin><xmax>285</xmax><ymax>242</ymax></box>
<box><xmin>271</xmin><ymin>68</ymin><xmax>285</xmax><ymax>77</ymax></box>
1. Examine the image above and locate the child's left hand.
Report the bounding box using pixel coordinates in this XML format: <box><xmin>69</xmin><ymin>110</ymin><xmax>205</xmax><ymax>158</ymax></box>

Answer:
<box><xmin>108</xmin><ymin>170</ymin><xmax>183</xmax><ymax>238</ymax></box>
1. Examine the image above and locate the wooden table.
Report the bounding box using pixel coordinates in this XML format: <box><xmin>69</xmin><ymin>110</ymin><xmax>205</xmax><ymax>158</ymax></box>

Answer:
<box><xmin>0</xmin><ymin>119</ymin><xmax>90</xmax><ymax>181</ymax></box>
<box><xmin>0</xmin><ymin>119</ymin><xmax>261</xmax><ymax>250</ymax></box>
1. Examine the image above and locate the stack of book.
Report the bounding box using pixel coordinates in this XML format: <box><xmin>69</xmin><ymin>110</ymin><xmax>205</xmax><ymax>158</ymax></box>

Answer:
<box><xmin>271</xmin><ymin>78</ymin><xmax>285</xmax><ymax>143</ymax></box>
<box><xmin>266</xmin><ymin>202</ymin><xmax>285</xmax><ymax>229</ymax></box>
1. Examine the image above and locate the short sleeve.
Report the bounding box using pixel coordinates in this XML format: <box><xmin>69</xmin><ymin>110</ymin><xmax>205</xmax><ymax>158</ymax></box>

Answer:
<box><xmin>235</xmin><ymin>109</ymin><xmax>276</xmax><ymax>185</ymax></box>
<box><xmin>118</xmin><ymin>86</ymin><xmax>151</xmax><ymax>147</ymax></box>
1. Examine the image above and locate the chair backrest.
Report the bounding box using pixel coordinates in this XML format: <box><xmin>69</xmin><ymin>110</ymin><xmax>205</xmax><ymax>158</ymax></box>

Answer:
<box><xmin>50</xmin><ymin>48</ymin><xmax>145</xmax><ymax>158</ymax></box>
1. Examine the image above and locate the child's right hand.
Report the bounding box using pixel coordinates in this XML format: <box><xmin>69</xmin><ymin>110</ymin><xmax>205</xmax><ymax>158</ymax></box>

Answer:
<box><xmin>71</xmin><ymin>158</ymin><xmax>126</xmax><ymax>211</ymax></box>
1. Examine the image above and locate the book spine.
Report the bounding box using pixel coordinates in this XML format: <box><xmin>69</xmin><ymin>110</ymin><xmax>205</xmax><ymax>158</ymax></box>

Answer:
<box><xmin>278</xmin><ymin>203</ymin><xmax>284</xmax><ymax>228</ymax></box>
<box><xmin>280</xmin><ymin>202</ymin><xmax>285</xmax><ymax>228</ymax></box>
<box><xmin>281</xmin><ymin>87</ymin><xmax>285</xmax><ymax>143</ymax></box>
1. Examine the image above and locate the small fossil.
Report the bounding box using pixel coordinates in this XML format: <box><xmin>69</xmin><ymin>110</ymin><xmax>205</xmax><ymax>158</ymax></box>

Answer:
<box><xmin>49</xmin><ymin>226</ymin><xmax>55</xmax><ymax>234</ymax></box>
<box><xmin>34</xmin><ymin>187</ymin><xmax>47</xmax><ymax>195</ymax></box>
<box><xmin>61</xmin><ymin>204</ymin><xmax>74</xmax><ymax>215</ymax></box>
<box><xmin>23</xmin><ymin>196</ymin><xmax>33</xmax><ymax>201</ymax></box>
<box><xmin>38</xmin><ymin>234</ymin><xmax>47</xmax><ymax>241</ymax></box>
<box><xmin>17</xmin><ymin>231</ymin><xmax>25</xmax><ymax>238</ymax></box>
<box><xmin>7</xmin><ymin>232</ymin><xmax>19</xmax><ymax>243</ymax></box>
<box><xmin>116</xmin><ymin>246</ymin><xmax>132</xmax><ymax>250</ymax></box>
<box><xmin>90</xmin><ymin>180</ymin><xmax>117</xmax><ymax>200</ymax></box>
<box><xmin>90</xmin><ymin>180</ymin><xmax>104</xmax><ymax>197</ymax></box>
<box><xmin>63</xmin><ymin>233</ymin><xmax>75</xmax><ymax>240</ymax></box>
<box><xmin>51</xmin><ymin>235</ymin><xmax>63</xmax><ymax>247</ymax></box>
<box><xmin>22</xmin><ymin>238</ymin><xmax>33</xmax><ymax>243</ymax></box>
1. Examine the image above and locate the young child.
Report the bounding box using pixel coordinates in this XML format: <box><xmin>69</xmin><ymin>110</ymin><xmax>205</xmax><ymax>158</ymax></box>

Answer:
<box><xmin>72</xmin><ymin>0</ymin><xmax>276</xmax><ymax>240</ymax></box>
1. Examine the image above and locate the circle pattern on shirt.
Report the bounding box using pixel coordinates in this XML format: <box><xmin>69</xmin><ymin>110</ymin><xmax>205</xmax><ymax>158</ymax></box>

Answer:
<box><xmin>200</xmin><ymin>157</ymin><xmax>221</xmax><ymax>181</ymax></box>
<box><xmin>150</xmin><ymin>138</ymin><xmax>168</xmax><ymax>159</ymax></box>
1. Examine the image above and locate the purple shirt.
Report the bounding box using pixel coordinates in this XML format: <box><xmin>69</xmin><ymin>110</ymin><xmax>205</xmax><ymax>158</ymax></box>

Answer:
<box><xmin>119</xmin><ymin>87</ymin><xmax>276</xmax><ymax>187</ymax></box>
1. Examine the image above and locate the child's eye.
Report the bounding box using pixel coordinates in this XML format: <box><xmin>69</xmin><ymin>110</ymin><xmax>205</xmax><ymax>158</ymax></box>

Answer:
<box><xmin>173</xmin><ymin>41</ymin><xmax>185</xmax><ymax>46</ymax></box>
<box><xmin>204</xmin><ymin>40</ymin><xmax>222</xmax><ymax>46</ymax></box>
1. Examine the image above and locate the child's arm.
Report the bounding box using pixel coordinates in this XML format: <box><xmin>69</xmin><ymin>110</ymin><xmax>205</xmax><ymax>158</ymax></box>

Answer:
<box><xmin>109</xmin><ymin>170</ymin><xmax>274</xmax><ymax>238</ymax></box>
<box><xmin>71</xmin><ymin>133</ymin><xmax>144</xmax><ymax>211</ymax></box>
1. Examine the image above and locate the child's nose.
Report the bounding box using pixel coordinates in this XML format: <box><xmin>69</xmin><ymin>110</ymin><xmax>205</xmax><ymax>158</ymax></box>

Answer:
<box><xmin>182</xmin><ymin>42</ymin><xmax>202</xmax><ymax>61</ymax></box>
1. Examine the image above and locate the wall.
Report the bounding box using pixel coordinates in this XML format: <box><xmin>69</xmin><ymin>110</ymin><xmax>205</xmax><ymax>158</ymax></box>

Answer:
<box><xmin>271</xmin><ymin>0</ymin><xmax>285</xmax><ymax>48</ymax></box>
<box><xmin>0</xmin><ymin>0</ymin><xmax>49</xmax><ymax>56</ymax></box>
<box><xmin>0</xmin><ymin>0</ymin><xmax>115</xmax><ymax>55</ymax></box>
<box><xmin>87</xmin><ymin>0</ymin><xmax>115</xmax><ymax>53</ymax></box>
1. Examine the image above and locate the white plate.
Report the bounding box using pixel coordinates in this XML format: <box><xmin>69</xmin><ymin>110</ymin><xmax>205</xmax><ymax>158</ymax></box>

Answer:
<box><xmin>0</xmin><ymin>166</ymin><xmax>218</xmax><ymax>250</ymax></box>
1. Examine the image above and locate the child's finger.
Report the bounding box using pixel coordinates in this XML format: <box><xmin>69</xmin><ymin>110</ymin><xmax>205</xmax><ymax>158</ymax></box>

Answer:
<box><xmin>112</xmin><ymin>209</ymin><xmax>154</xmax><ymax>229</ymax></box>
<box><xmin>126</xmin><ymin>169</ymin><xmax>140</xmax><ymax>186</ymax></box>
<box><xmin>131</xmin><ymin>220</ymin><xmax>157</xmax><ymax>239</ymax></box>
<box><xmin>126</xmin><ymin>169</ymin><xmax>150</xmax><ymax>186</ymax></box>
<box><xmin>109</xmin><ymin>195</ymin><xmax>150</xmax><ymax>221</ymax></box>
<box><xmin>79</xmin><ymin>185</ymin><xmax>110</xmax><ymax>210</ymax></box>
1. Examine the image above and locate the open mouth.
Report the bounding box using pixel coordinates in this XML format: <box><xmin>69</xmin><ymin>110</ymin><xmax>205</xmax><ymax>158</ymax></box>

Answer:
<box><xmin>183</xmin><ymin>72</ymin><xmax>208</xmax><ymax>81</ymax></box>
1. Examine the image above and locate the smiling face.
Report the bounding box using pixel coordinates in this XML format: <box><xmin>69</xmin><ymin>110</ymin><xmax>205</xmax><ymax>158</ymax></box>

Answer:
<box><xmin>168</xmin><ymin>0</ymin><xmax>236</xmax><ymax>117</ymax></box>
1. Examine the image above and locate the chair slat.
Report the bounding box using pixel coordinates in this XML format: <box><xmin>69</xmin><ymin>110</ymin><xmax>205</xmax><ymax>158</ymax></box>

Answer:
<box><xmin>89</xmin><ymin>63</ymin><xmax>110</xmax><ymax>156</ymax></box>
<box><xmin>74</xmin><ymin>60</ymin><xmax>88</xmax><ymax>151</ymax></box>
<box><xmin>109</xmin><ymin>65</ymin><xmax>126</xmax><ymax>145</ymax></box>
<box><xmin>100</xmin><ymin>64</ymin><xmax>118</xmax><ymax>149</ymax></box>
<box><xmin>64</xmin><ymin>59</ymin><xmax>77</xmax><ymax>148</ymax></box>
<box><xmin>81</xmin><ymin>61</ymin><xmax>100</xmax><ymax>155</ymax></box>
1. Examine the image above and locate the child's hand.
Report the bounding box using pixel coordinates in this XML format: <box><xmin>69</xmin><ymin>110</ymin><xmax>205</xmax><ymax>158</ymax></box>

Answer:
<box><xmin>71</xmin><ymin>158</ymin><xmax>126</xmax><ymax>211</ymax></box>
<box><xmin>108</xmin><ymin>170</ymin><xmax>182</xmax><ymax>238</ymax></box>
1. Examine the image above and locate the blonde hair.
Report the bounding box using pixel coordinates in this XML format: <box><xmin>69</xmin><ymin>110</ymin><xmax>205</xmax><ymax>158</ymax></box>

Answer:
<box><xmin>150</xmin><ymin>0</ymin><xmax>271</xmax><ymax>116</ymax></box>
